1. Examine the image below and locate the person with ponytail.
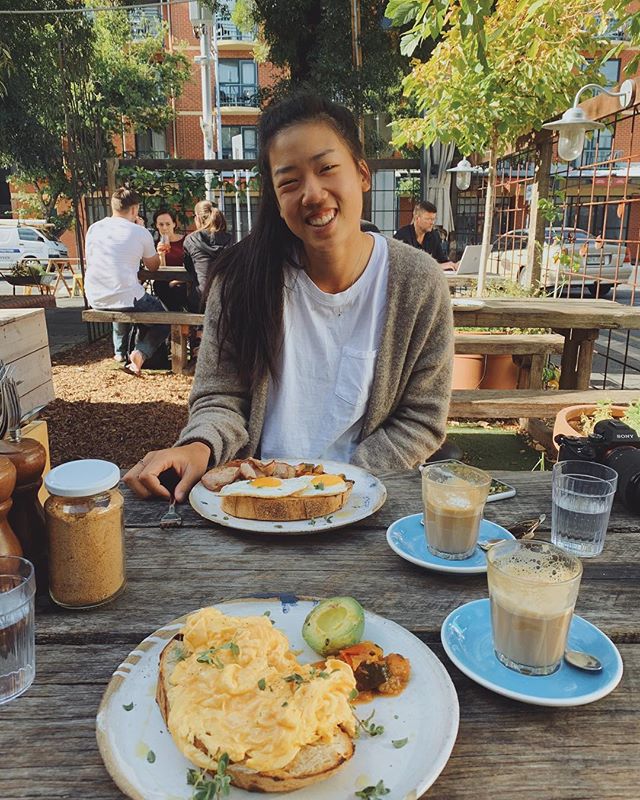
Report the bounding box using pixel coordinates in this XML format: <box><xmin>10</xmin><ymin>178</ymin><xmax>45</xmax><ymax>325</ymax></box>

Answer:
<box><xmin>183</xmin><ymin>201</ymin><xmax>233</xmax><ymax>311</ymax></box>
<box><xmin>125</xmin><ymin>92</ymin><xmax>454</xmax><ymax>502</ymax></box>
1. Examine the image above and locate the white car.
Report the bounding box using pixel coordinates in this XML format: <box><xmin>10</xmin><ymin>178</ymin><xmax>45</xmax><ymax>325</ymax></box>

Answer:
<box><xmin>488</xmin><ymin>227</ymin><xmax>633</xmax><ymax>297</ymax></box>
<box><xmin>0</xmin><ymin>223</ymin><xmax>68</xmax><ymax>269</ymax></box>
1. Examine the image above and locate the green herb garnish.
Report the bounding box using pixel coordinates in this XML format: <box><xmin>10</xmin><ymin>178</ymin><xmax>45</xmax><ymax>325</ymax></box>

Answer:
<box><xmin>122</xmin><ymin>702</ymin><xmax>134</xmax><ymax>711</ymax></box>
<box><xmin>315</xmin><ymin>482</ymin><xmax>325</xmax><ymax>491</ymax></box>
<box><xmin>196</xmin><ymin>641</ymin><xmax>240</xmax><ymax>668</ymax></box>
<box><xmin>146</xmin><ymin>750</ymin><xmax>156</xmax><ymax>763</ymax></box>
<box><xmin>283</xmin><ymin>672</ymin><xmax>307</xmax><ymax>687</ymax></box>
<box><xmin>354</xmin><ymin>709</ymin><xmax>384</xmax><ymax>737</ymax></box>
<box><xmin>348</xmin><ymin>688</ymin><xmax>359</xmax><ymax>702</ymax></box>
<box><xmin>392</xmin><ymin>737</ymin><xmax>408</xmax><ymax>748</ymax></box>
<box><xmin>187</xmin><ymin>753</ymin><xmax>231</xmax><ymax>799</ymax></box>
<box><xmin>258</xmin><ymin>678</ymin><xmax>266</xmax><ymax>691</ymax></box>
<box><xmin>355</xmin><ymin>780</ymin><xmax>390</xmax><ymax>799</ymax></box>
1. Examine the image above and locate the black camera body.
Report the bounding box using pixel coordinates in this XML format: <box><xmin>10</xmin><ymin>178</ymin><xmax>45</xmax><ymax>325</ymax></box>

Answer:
<box><xmin>555</xmin><ymin>418</ymin><xmax>640</xmax><ymax>513</ymax></box>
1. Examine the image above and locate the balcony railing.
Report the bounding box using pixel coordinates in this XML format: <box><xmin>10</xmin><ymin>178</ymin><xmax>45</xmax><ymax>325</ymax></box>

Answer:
<box><xmin>219</xmin><ymin>83</ymin><xmax>259</xmax><ymax>107</ymax></box>
<box><xmin>129</xmin><ymin>7</ymin><xmax>163</xmax><ymax>41</ymax></box>
<box><xmin>592</xmin><ymin>14</ymin><xmax>628</xmax><ymax>41</ymax></box>
<box><xmin>216</xmin><ymin>20</ymin><xmax>256</xmax><ymax>42</ymax></box>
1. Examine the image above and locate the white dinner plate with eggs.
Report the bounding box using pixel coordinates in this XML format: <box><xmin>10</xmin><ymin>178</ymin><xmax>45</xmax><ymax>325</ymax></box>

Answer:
<box><xmin>189</xmin><ymin>459</ymin><xmax>387</xmax><ymax>535</ymax></box>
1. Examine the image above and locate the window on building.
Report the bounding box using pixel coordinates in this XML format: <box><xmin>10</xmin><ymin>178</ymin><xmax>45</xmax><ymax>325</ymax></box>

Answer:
<box><xmin>134</xmin><ymin>129</ymin><xmax>168</xmax><ymax>158</ymax></box>
<box><xmin>586</xmin><ymin>58</ymin><xmax>621</xmax><ymax>88</ymax></box>
<box><xmin>218</xmin><ymin>59</ymin><xmax>258</xmax><ymax>107</ymax></box>
<box><xmin>216</xmin><ymin>0</ymin><xmax>256</xmax><ymax>41</ymax></box>
<box><xmin>221</xmin><ymin>125</ymin><xmax>257</xmax><ymax>160</ymax></box>
<box><xmin>579</xmin><ymin>128</ymin><xmax>614</xmax><ymax>167</ymax></box>
<box><xmin>128</xmin><ymin>1</ymin><xmax>163</xmax><ymax>40</ymax></box>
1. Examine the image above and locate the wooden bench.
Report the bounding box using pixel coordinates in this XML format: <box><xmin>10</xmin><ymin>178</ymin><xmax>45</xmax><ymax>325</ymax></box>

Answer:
<box><xmin>450</xmin><ymin>389</ymin><xmax>640</xmax><ymax>419</ymax></box>
<box><xmin>82</xmin><ymin>310</ymin><xmax>204</xmax><ymax>373</ymax></box>
<box><xmin>454</xmin><ymin>333</ymin><xmax>564</xmax><ymax>389</ymax></box>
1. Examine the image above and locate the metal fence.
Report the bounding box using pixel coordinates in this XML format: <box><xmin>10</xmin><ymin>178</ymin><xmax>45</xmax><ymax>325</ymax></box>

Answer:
<box><xmin>453</xmin><ymin>100</ymin><xmax>640</xmax><ymax>391</ymax></box>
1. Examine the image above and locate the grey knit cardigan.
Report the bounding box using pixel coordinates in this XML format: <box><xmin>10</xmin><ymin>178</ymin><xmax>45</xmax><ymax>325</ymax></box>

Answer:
<box><xmin>176</xmin><ymin>236</ymin><xmax>454</xmax><ymax>471</ymax></box>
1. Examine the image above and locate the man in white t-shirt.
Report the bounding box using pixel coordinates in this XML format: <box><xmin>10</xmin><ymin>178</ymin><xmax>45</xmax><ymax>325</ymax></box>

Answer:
<box><xmin>85</xmin><ymin>188</ymin><xmax>170</xmax><ymax>374</ymax></box>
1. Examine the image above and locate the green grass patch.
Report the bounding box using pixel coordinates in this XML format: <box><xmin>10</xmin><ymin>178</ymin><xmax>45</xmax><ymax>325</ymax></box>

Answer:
<box><xmin>446</xmin><ymin>424</ymin><xmax>542</xmax><ymax>471</ymax></box>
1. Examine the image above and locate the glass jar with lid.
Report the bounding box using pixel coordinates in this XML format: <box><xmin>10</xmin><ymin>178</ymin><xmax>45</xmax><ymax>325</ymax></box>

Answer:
<box><xmin>44</xmin><ymin>459</ymin><xmax>125</xmax><ymax>609</ymax></box>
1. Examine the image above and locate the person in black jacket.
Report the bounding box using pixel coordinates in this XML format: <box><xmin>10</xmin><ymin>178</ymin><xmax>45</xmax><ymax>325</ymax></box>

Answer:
<box><xmin>394</xmin><ymin>200</ymin><xmax>457</xmax><ymax>271</ymax></box>
<box><xmin>183</xmin><ymin>201</ymin><xmax>233</xmax><ymax>311</ymax></box>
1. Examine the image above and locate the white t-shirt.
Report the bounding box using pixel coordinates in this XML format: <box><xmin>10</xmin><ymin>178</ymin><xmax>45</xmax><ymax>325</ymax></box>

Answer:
<box><xmin>84</xmin><ymin>216</ymin><xmax>156</xmax><ymax>308</ymax></box>
<box><xmin>260</xmin><ymin>233</ymin><xmax>389</xmax><ymax>463</ymax></box>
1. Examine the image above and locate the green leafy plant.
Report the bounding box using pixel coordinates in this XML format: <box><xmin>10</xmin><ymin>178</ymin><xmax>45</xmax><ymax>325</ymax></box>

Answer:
<box><xmin>577</xmin><ymin>398</ymin><xmax>640</xmax><ymax>436</ymax></box>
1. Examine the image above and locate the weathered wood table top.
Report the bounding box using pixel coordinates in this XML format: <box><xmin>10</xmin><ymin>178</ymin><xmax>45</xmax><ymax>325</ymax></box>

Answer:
<box><xmin>1</xmin><ymin>470</ymin><xmax>638</xmax><ymax>799</ymax></box>
<box><xmin>452</xmin><ymin>296</ymin><xmax>640</xmax><ymax>330</ymax></box>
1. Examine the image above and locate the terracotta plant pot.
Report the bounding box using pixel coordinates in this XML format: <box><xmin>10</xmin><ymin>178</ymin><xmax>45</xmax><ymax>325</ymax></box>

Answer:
<box><xmin>452</xmin><ymin>354</ymin><xmax>485</xmax><ymax>389</ymax></box>
<box><xmin>479</xmin><ymin>354</ymin><xmax>519</xmax><ymax>390</ymax></box>
<box><xmin>552</xmin><ymin>404</ymin><xmax>628</xmax><ymax>451</ymax></box>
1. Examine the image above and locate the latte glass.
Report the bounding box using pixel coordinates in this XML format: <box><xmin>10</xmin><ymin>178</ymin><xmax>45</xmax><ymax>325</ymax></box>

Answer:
<box><xmin>486</xmin><ymin>540</ymin><xmax>583</xmax><ymax>676</ymax></box>
<box><xmin>421</xmin><ymin>460</ymin><xmax>491</xmax><ymax>560</ymax></box>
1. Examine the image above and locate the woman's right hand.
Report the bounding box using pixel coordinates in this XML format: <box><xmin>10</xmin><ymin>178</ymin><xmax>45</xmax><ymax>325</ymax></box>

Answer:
<box><xmin>123</xmin><ymin>442</ymin><xmax>211</xmax><ymax>502</ymax></box>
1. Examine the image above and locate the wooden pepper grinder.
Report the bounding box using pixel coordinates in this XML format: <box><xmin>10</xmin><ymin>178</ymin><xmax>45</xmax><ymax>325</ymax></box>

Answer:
<box><xmin>0</xmin><ymin>437</ymin><xmax>47</xmax><ymax>589</ymax></box>
<box><xmin>0</xmin><ymin>455</ymin><xmax>21</xmax><ymax>557</ymax></box>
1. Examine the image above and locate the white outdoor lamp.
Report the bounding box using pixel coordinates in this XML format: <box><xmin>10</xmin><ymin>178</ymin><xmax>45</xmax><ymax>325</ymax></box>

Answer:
<box><xmin>447</xmin><ymin>157</ymin><xmax>487</xmax><ymax>190</ymax></box>
<box><xmin>542</xmin><ymin>80</ymin><xmax>635</xmax><ymax>161</ymax></box>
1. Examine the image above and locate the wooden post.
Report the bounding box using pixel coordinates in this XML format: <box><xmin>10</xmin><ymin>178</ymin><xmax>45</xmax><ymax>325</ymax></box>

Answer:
<box><xmin>476</xmin><ymin>144</ymin><xmax>497</xmax><ymax>298</ymax></box>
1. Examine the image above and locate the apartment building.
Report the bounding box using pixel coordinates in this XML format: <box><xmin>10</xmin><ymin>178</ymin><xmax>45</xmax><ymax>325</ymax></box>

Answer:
<box><xmin>120</xmin><ymin>0</ymin><xmax>274</xmax><ymax>163</ymax></box>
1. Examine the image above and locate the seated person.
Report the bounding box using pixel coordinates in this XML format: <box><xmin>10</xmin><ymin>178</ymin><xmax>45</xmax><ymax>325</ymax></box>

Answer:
<box><xmin>152</xmin><ymin>208</ymin><xmax>188</xmax><ymax>311</ymax></box>
<box><xmin>84</xmin><ymin>187</ymin><xmax>170</xmax><ymax>375</ymax></box>
<box><xmin>183</xmin><ymin>201</ymin><xmax>233</xmax><ymax>311</ymax></box>
<box><xmin>125</xmin><ymin>92</ymin><xmax>454</xmax><ymax>501</ymax></box>
<box><xmin>394</xmin><ymin>201</ymin><xmax>458</xmax><ymax>271</ymax></box>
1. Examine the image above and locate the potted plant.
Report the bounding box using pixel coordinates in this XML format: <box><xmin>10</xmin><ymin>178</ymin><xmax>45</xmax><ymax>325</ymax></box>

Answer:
<box><xmin>3</xmin><ymin>259</ymin><xmax>46</xmax><ymax>287</ymax></box>
<box><xmin>553</xmin><ymin>398</ymin><xmax>640</xmax><ymax>449</ymax></box>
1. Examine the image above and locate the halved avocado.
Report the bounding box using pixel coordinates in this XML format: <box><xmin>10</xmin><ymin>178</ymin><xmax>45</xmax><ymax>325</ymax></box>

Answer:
<box><xmin>302</xmin><ymin>597</ymin><xmax>365</xmax><ymax>656</ymax></box>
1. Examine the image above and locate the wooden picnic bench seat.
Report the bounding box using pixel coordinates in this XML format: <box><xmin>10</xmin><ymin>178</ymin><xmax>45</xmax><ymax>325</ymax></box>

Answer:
<box><xmin>454</xmin><ymin>332</ymin><xmax>565</xmax><ymax>389</ymax></box>
<box><xmin>449</xmin><ymin>389</ymin><xmax>640</xmax><ymax>419</ymax></box>
<box><xmin>82</xmin><ymin>309</ymin><xmax>204</xmax><ymax>373</ymax></box>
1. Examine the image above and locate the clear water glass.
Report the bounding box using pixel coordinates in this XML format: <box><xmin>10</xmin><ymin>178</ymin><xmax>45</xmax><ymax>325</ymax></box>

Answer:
<box><xmin>551</xmin><ymin>461</ymin><xmax>617</xmax><ymax>558</ymax></box>
<box><xmin>0</xmin><ymin>556</ymin><xmax>36</xmax><ymax>705</ymax></box>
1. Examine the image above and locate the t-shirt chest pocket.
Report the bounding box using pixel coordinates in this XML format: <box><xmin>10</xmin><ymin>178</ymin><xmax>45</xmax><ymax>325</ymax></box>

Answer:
<box><xmin>334</xmin><ymin>346</ymin><xmax>378</xmax><ymax>412</ymax></box>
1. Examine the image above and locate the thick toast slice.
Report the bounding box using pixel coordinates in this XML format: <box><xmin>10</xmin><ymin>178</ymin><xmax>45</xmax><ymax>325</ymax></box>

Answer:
<box><xmin>220</xmin><ymin>482</ymin><xmax>353</xmax><ymax>521</ymax></box>
<box><xmin>156</xmin><ymin>635</ymin><xmax>355</xmax><ymax>793</ymax></box>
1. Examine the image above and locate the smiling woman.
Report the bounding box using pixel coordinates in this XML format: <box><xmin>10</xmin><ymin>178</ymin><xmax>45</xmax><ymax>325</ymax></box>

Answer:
<box><xmin>125</xmin><ymin>92</ymin><xmax>455</xmax><ymax>502</ymax></box>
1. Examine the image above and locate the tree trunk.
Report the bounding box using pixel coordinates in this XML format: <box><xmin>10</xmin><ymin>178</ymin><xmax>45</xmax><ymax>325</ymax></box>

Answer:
<box><xmin>476</xmin><ymin>144</ymin><xmax>498</xmax><ymax>297</ymax></box>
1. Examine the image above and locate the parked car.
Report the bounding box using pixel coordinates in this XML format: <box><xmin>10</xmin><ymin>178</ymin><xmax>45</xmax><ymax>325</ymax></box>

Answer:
<box><xmin>488</xmin><ymin>227</ymin><xmax>633</xmax><ymax>297</ymax></box>
<box><xmin>0</xmin><ymin>223</ymin><xmax>68</xmax><ymax>269</ymax></box>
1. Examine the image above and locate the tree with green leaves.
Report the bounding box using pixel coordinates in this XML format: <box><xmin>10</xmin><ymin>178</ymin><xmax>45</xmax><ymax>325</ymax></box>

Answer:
<box><xmin>231</xmin><ymin>0</ymin><xmax>408</xmax><ymax>151</ymax></box>
<box><xmin>0</xmin><ymin>0</ymin><xmax>190</xmax><ymax>235</ymax></box>
<box><xmin>388</xmin><ymin>0</ymin><xmax>616</xmax><ymax>293</ymax></box>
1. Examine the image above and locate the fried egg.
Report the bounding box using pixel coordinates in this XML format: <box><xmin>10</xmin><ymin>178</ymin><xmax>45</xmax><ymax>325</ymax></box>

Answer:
<box><xmin>298</xmin><ymin>474</ymin><xmax>349</xmax><ymax>497</ymax></box>
<box><xmin>218</xmin><ymin>475</ymin><xmax>311</xmax><ymax>498</ymax></box>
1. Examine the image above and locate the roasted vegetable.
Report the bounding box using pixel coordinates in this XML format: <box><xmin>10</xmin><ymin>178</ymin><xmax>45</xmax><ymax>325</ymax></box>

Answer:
<box><xmin>302</xmin><ymin>597</ymin><xmax>365</xmax><ymax>656</ymax></box>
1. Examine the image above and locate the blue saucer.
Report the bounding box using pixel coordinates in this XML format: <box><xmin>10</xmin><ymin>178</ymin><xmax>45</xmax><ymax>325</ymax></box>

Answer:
<box><xmin>386</xmin><ymin>513</ymin><xmax>514</xmax><ymax>574</ymax></box>
<box><xmin>441</xmin><ymin>599</ymin><xmax>623</xmax><ymax>706</ymax></box>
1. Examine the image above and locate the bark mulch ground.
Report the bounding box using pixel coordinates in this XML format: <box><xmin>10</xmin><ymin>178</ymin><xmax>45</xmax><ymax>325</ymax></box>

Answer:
<box><xmin>41</xmin><ymin>338</ymin><xmax>193</xmax><ymax>469</ymax></box>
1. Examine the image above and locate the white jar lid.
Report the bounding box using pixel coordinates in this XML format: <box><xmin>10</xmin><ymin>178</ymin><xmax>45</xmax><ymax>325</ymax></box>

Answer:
<box><xmin>45</xmin><ymin>459</ymin><xmax>120</xmax><ymax>497</ymax></box>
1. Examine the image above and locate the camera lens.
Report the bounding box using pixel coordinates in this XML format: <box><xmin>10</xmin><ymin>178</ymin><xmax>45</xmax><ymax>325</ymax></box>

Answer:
<box><xmin>601</xmin><ymin>447</ymin><xmax>640</xmax><ymax>513</ymax></box>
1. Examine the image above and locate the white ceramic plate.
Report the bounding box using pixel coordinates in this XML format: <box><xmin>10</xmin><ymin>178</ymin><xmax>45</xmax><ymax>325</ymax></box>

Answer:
<box><xmin>96</xmin><ymin>597</ymin><xmax>459</xmax><ymax>800</ymax></box>
<box><xmin>189</xmin><ymin>460</ymin><xmax>387</xmax><ymax>534</ymax></box>
<box><xmin>451</xmin><ymin>298</ymin><xmax>485</xmax><ymax>310</ymax></box>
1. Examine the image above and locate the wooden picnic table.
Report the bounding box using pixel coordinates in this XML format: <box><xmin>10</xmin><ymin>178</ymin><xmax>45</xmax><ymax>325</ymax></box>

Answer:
<box><xmin>138</xmin><ymin>265</ymin><xmax>194</xmax><ymax>283</ymax></box>
<box><xmin>453</xmin><ymin>296</ymin><xmax>640</xmax><ymax>388</ymax></box>
<box><xmin>1</xmin><ymin>469</ymin><xmax>637</xmax><ymax>799</ymax></box>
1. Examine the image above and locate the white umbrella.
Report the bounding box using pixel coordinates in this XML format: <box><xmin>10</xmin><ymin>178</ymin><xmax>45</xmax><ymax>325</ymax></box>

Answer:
<box><xmin>423</xmin><ymin>141</ymin><xmax>456</xmax><ymax>232</ymax></box>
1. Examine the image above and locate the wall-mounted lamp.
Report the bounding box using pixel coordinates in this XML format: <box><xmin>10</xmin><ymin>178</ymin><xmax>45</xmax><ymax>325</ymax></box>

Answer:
<box><xmin>446</xmin><ymin>157</ymin><xmax>488</xmax><ymax>190</ymax></box>
<box><xmin>542</xmin><ymin>80</ymin><xmax>635</xmax><ymax>162</ymax></box>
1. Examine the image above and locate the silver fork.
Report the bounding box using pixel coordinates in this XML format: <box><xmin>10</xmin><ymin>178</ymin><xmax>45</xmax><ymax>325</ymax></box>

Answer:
<box><xmin>160</xmin><ymin>496</ymin><xmax>182</xmax><ymax>528</ymax></box>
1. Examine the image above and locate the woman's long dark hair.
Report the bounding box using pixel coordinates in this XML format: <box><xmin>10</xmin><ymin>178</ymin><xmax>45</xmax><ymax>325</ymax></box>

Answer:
<box><xmin>207</xmin><ymin>92</ymin><xmax>366</xmax><ymax>388</ymax></box>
